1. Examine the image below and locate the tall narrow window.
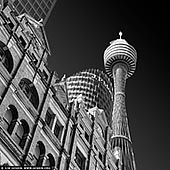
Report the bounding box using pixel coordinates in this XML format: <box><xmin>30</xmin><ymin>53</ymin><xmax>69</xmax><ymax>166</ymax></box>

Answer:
<box><xmin>15</xmin><ymin>122</ymin><xmax>24</xmax><ymax>146</ymax></box>
<box><xmin>7</xmin><ymin>18</ymin><xmax>14</xmax><ymax>30</ymax></box>
<box><xmin>107</xmin><ymin>164</ymin><xmax>111</xmax><ymax>170</ymax></box>
<box><xmin>19</xmin><ymin>35</ymin><xmax>26</xmax><ymax>48</ymax></box>
<box><xmin>85</xmin><ymin>131</ymin><xmax>90</xmax><ymax>143</ymax></box>
<box><xmin>42</xmin><ymin>70</ymin><xmax>49</xmax><ymax>81</ymax></box>
<box><xmin>68</xmin><ymin>127</ymin><xmax>74</xmax><ymax>153</ymax></box>
<box><xmin>54</xmin><ymin>119</ymin><xmax>63</xmax><ymax>141</ymax></box>
<box><xmin>0</xmin><ymin>41</ymin><xmax>13</xmax><ymax>73</ymax></box>
<box><xmin>33</xmin><ymin>141</ymin><xmax>46</xmax><ymax>166</ymax></box>
<box><xmin>45</xmin><ymin>108</ymin><xmax>55</xmax><ymax>129</ymax></box>
<box><xmin>99</xmin><ymin>152</ymin><xmax>104</xmax><ymax>164</ymax></box>
<box><xmin>3</xmin><ymin>105</ymin><xmax>18</xmax><ymax>135</ymax></box>
<box><xmin>31</xmin><ymin>53</ymin><xmax>38</xmax><ymax>66</ymax></box>
<box><xmin>75</xmin><ymin>147</ymin><xmax>86</xmax><ymax>170</ymax></box>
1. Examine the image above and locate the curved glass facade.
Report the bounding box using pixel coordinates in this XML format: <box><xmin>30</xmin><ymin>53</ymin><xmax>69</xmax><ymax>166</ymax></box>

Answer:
<box><xmin>66</xmin><ymin>68</ymin><xmax>114</xmax><ymax>124</ymax></box>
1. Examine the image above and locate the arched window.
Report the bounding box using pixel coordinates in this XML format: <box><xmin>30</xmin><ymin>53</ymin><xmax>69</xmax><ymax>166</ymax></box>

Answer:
<box><xmin>3</xmin><ymin>105</ymin><xmax>18</xmax><ymax>135</ymax></box>
<box><xmin>33</xmin><ymin>141</ymin><xmax>46</xmax><ymax>166</ymax></box>
<box><xmin>44</xmin><ymin>153</ymin><xmax>55</xmax><ymax>167</ymax></box>
<box><xmin>19</xmin><ymin>78</ymin><xmax>39</xmax><ymax>109</ymax></box>
<box><xmin>0</xmin><ymin>41</ymin><xmax>13</xmax><ymax>73</ymax></box>
<box><xmin>15</xmin><ymin>119</ymin><xmax>30</xmax><ymax>149</ymax></box>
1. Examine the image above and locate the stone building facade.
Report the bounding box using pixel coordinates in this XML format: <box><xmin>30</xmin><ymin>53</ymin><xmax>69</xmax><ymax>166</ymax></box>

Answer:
<box><xmin>0</xmin><ymin>4</ymin><xmax>120</xmax><ymax>170</ymax></box>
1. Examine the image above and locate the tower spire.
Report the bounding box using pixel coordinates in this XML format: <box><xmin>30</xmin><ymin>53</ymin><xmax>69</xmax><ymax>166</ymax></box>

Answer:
<box><xmin>119</xmin><ymin>31</ymin><xmax>123</xmax><ymax>39</ymax></box>
<box><xmin>103</xmin><ymin>33</ymin><xmax>137</xmax><ymax>170</ymax></box>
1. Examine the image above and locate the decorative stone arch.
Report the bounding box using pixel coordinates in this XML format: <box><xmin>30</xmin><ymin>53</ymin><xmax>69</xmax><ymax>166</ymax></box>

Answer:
<box><xmin>14</xmin><ymin>119</ymin><xmax>30</xmax><ymax>149</ymax></box>
<box><xmin>0</xmin><ymin>41</ymin><xmax>14</xmax><ymax>73</ymax></box>
<box><xmin>19</xmin><ymin>78</ymin><xmax>39</xmax><ymax>109</ymax></box>
<box><xmin>3</xmin><ymin>105</ymin><xmax>18</xmax><ymax>135</ymax></box>
<box><xmin>33</xmin><ymin>141</ymin><xmax>46</xmax><ymax>166</ymax></box>
<box><xmin>44</xmin><ymin>153</ymin><xmax>55</xmax><ymax>167</ymax></box>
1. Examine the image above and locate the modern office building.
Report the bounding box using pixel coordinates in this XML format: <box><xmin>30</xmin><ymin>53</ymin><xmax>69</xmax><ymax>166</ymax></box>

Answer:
<box><xmin>0</xmin><ymin>0</ymin><xmax>57</xmax><ymax>25</ymax></box>
<box><xmin>66</xmin><ymin>68</ymin><xmax>114</xmax><ymax>125</ymax></box>
<box><xmin>0</xmin><ymin>3</ymin><xmax>137</xmax><ymax>170</ymax></box>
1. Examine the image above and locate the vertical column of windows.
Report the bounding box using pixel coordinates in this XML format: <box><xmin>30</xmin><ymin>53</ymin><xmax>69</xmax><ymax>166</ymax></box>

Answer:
<box><xmin>75</xmin><ymin>147</ymin><xmax>86</xmax><ymax>170</ymax></box>
<box><xmin>44</xmin><ymin>107</ymin><xmax>64</xmax><ymax>142</ymax></box>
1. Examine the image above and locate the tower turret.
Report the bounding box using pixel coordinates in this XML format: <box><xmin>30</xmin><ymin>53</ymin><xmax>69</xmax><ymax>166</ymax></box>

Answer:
<box><xmin>104</xmin><ymin>32</ymin><xmax>137</xmax><ymax>170</ymax></box>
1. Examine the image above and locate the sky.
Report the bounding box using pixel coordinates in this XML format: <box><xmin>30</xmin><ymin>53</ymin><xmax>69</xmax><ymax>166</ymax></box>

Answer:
<box><xmin>45</xmin><ymin>1</ymin><xmax>169</xmax><ymax>170</ymax></box>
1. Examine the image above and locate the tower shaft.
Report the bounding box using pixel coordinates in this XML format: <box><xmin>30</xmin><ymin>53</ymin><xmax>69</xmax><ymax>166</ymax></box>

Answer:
<box><xmin>111</xmin><ymin>63</ymin><xmax>136</xmax><ymax>170</ymax></box>
<box><xmin>112</xmin><ymin>64</ymin><xmax>130</xmax><ymax>140</ymax></box>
